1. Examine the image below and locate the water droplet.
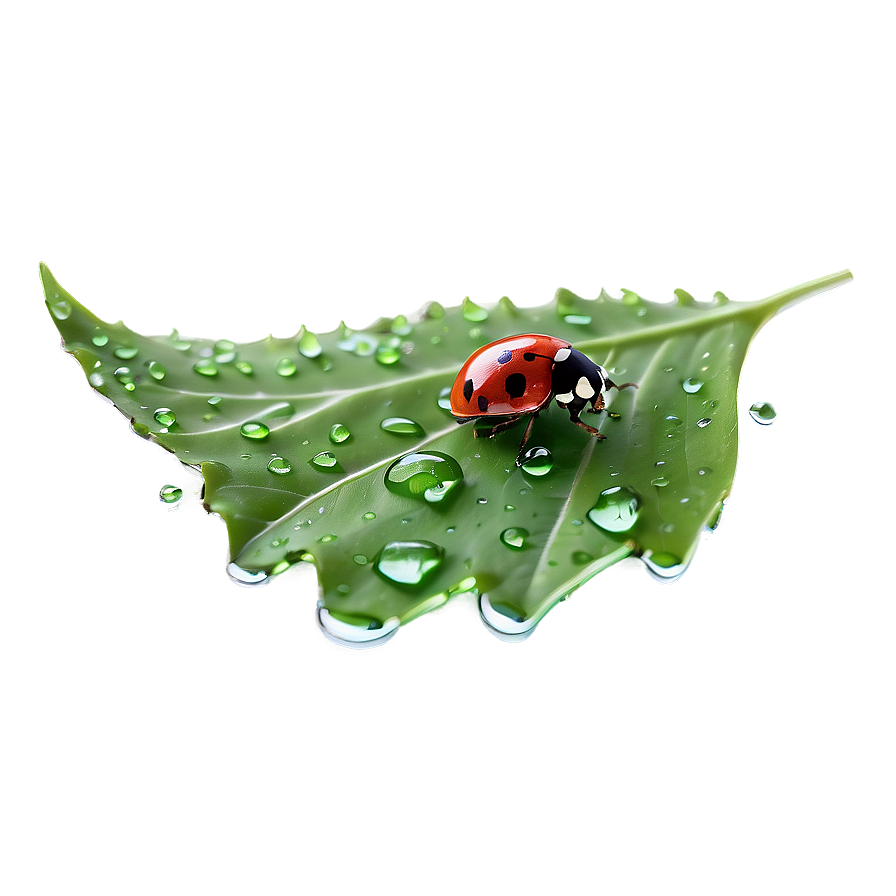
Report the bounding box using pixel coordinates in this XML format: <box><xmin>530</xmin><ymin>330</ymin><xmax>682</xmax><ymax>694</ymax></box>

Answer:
<box><xmin>749</xmin><ymin>401</ymin><xmax>777</xmax><ymax>425</ymax></box>
<box><xmin>519</xmin><ymin>446</ymin><xmax>553</xmax><ymax>476</ymax></box>
<box><xmin>310</xmin><ymin>451</ymin><xmax>341</xmax><ymax>471</ymax></box>
<box><xmin>375</xmin><ymin>541</ymin><xmax>444</xmax><ymax>585</ymax></box>
<box><xmin>113</xmin><ymin>367</ymin><xmax>136</xmax><ymax>390</ymax></box>
<box><xmin>317</xmin><ymin>604</ymin><xmax>399</xmax><ymax>649</ymax></box>
<box><xmin>500</xmin><ymin>527</ymin><xmax>529</xmax><ymax>550</ymax></box>
<box><xmin>318</xmin><ymin>534</ymin><xmax>337</xmax><ymax>543</ymax></box>
<box><xmin>267</xmin><ymin>456</ymin><xmax>292</xmax><ymax>475</ymax></box>
<box><xmin>476</xmin><ymin>497</ymin><xmax>488</xmax><ymax>505</ymax></box>
<box><xmin>168</xmin><ymin>330</ymin><xmax>191</xmax><ymax>351</ymax></box>
<box><xmin>504</xmin><ymin>504</ymin><xmax>516</xmax><ymax>512</ymax></box>
<box><xmin>620</xmin><ymin>288</ymin><xmax>642</xmax><ymax>306</ymax></box>
<box><xmin>298</xmin><ymin>326</ymin><xmax>322</xmax><ymax>358</ymax></box>
<box><xmin>380</xmin><ymin>416</ymin><xmax>424</xmax><ymax>436</ymax></box>
<box><xmin>385</xmin><ymin>451</ymin><xmax>463</xmax><ymax>503</ymax></box>
<box><xmin>665</xmin><ymin>414</ymin><xmax>682</xmax><ymax>426</ymax></box>
<box><xmin>391</xmin><ymin>314</ymin><xmax>412</xmax><ymax>335</ymax></box>
<box><xmin>426</xmin><ymin>301</ymin><xmax>445</xmax><ymax>319</ymax></box>
<box><xmin>362</xmin><ymin>511</ymin><xmax>376</xmax><ymax>520</ymax></box>
<box><xmin>353</xmin><ymin>554</ymin><xmax>368</xmax><ymax>565</ymax></box>
<box><xmin>650</xmin><ymin>476</ymin><xmax>669</xmax><ymax>487</ymax></box>
<box><xmin>214</xmin><ymin>339</ymin><xmax>235</xmax><ymax>354</ymax></box>
<box><xmin>235</xmin><ymin>360</ymin><xmax>254</xmax><ymax>375</ymax></box>
<box><xmin>159</xmin><ymin>484</ymin><xmax>182</xmax><ymax>504</ymax></box>
<box><xmin>642</xmin><ymin>551</ymin><xmax>688</xmax><ymax>582</ymax></box>
<box><xmin>697</xmin><ymin>417</ymin><xmax>712</xmax><ymax>428</ymax></box>
<box><xmin>698</xmin><ymin>466</ymin><xmax>712</xmax><ymax>476</ymax></box>
<box><xmin>375</xmin><ymin>344</ymin><xmax>401</xmax><ymax>366</ymax></box>
<box><xmin>328</xmin><ymin>423</ymin><xmax>351</xmax><ymax>444</ymax></box>
<box><xmin>564</xmin><ymin>314</ymin><xmax>592</xmax><ymax>325</ymax></box>
<box><xmin>227</xmin><ymin>563</ymin><xmax>269</xmax><ymax>586</ymax></box>
<box><xmin>207</xmin><ymin>395</ymin><xmax>222</xmax><ymax>406</ymax></box>
<box><xmin>144</xmin><ymin>360</ymin><xmax>166</xmax><ymax>381</ymax></box>
<box><xmin>588</xmin><ymin>486</ymin><xmax>641</xmax><ymax>533</ymax></box>
<box><xmin>114</xmin><ymin>345</ymin><xmax>138</xmax><ymax>360</ymax></box>
<box><xmin>193</xmin><ymin>360</ymin><xmax>218</xmax><ymax>377</ymax></box>
<box><xmin>572</xmin><ymin>551</ymin><xmax>593</xmax><ymax>565</ymax></box>
<box><xmin>478</xmin><ymin>593</ymin><xmax>537</xmax><ymax>642</ymax></box>
<box><xmin>437</xmin><ymin>387</ymin><xmax>453</xmax><ymax>411</ymax></box>
<box><xmin>462</xmin><ymin>296</ymin><xmax>489</xmax><ymax>322</ymax></box>
<box><xmin>153</xmin><ymin>407</ymin><xmax>176</xmax><ymax>426</ymax></box>
<box><xmin>682</xmin><ymin>378</ymin><xmax>704</xmax><ymax>393</ymax></box>
<box><xmin>240</xmin><ymin>421</ymin><xmax>270</xmax><ymax>439</ymax></box>
<box><xmin>91</xmin><ymin>329</ymin><xmax>109</xmax><ymax>346</ymax></box>
<box><xmin>276</xmin><ymin>358</ymin><xmax>297</xmax><ymax>377</ymax></box>
<box><xmin>49</xmin><ymin>298</ymin><xmax>72</xmax><ymax>320</ymax></box>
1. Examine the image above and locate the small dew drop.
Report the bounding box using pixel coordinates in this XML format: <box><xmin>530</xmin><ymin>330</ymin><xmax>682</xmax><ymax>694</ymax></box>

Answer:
<box><xmin>519</xmin><ymin>446</ymin><xmax>553</xmax><ymax>476</ymax></box>
<box><xmin>504</xmin><ymin>504</ymin><xmax>515</xmax><ymax>512</ymax></box>
<box><xmin>146</xmin><ymin>360</ymin><xmax>166</xmax><ymax>381</ymax></box>
<box><xmin>564</xmin><ymin>314</ymin><xmax>592</xmax><ymax>325</ymax></box>
<box><xmin>49</xmin><ymin>298</ymin><xmax>72</xmax><ymax>320</ymax></box>
<box><xmin>362</xmin><ymin>511</ymin><xmax>377</xmax><ymax>520</ymax></box>
<box><xmin>697</xmin><ymin>417</ymin><xmax>712</xmax><ymax>428</ymax></box>
<box><xmin>477</xmin><ymin>497</ymin><xmax>488</xmax><ymax>505</ymax></box>
<box><xmin>375</xmin><ymin>541</ymin><xmax>444</xmax><ymax>585</ymax></box>
<box><xmin>381</xmin><ymin>416</ymin><xmax>424</xmax><ymax>436</ymax></box>
<box><xmin>114</xmin><ymin>367</ymin><xmax>136</xmax><ymax>391</ymax></box>
<box><xmin>310</xmin><ymin>451</ymin><xmax>340</xmax><ymax>470</ymax></box>
<box><xmin>235</xmin><ymin>360</ymin><xmax>254</xmax><ymax>375</ymax></box>
<box><xmin>329</xmin><ymin>423</ymin><xmax>351</xmax><ymax>444</ymax></box>
<box><xmin>91</xmin><ymin>329</ymin><xmax>109</xmax><ymax>346</ymax></box>
<box><xmin>588</xmin><ymin>486</ymin><xmax>641</xmax><ymax>533</ymax></box>
<box><xmin>437</xmin><ymin>387</ymin><xmax>453</xmax><ymax>411</ymax></box>
<box><xmin>153</xmin><ymin>408</ymin><xmax>176</xmax><ymax>426</ymax></box>
<box><xmin>682</xmin><ymin>378</ymin><xmax>704</xmax><ymax>394</ymax></box>
<box><xmin>193</xmin><ymin>360</ymin><xmax>218</xmax><ymax>377</ymax></box>
<box><xmin>749</xmin><ymin>401</ymin><xmax>777</xmax><ymax>425</ymax></box>
<box><xmin>240</xmin><ymin>421</ymin><xmax>270</xmax><ymax>439</ymax></box>
<box><xmin>375</xmin><ymin>344</ymin><xmax>401</xmax><ymax>366</ymax></box>
<box><xmin>500</xmin><ymin>527</ymin><xmax>529</xmax><ymax>550</ymax></box>
<box><xmin>267</xmin><ymin>456</ymin><xmax>292</xmax><ymax>475</ymax></box>
<box><xmin>318</xmin><ymin>534</ymin><xmax>337</xmax><ymax>543</ymax></box>
<box><xmin>572</xmin><ymin>551</ymin><xmax>593</xmax><ymax>566</ymax></box>
<box><xmin>298</xmin><ymin>326</ymin><xmax>322</xmax><ymax>358</ymax></box>
<box><xmin>159</xmin><ymin>484</ymin><xmax>182</xmax><ymax>504</ymax></box>
<box><xmin>276</xmin><ymin>358</ymin><xmax>297</xmax><ymax>377</ymax></box>
<box><xmin>114</xmin><ymin>345</ymin><xmax>138</xmax><ymax>360</ymax></box>
<box><xmin>651</xmin><ymin>476</ymin><xmax>669</xmax><ymax>487</ymax></box>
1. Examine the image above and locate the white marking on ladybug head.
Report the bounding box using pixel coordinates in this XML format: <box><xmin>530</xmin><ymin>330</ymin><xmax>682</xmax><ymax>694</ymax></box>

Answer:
<box><xmin>553</xmin><ymin>346</ymin><xmax>571</xmax><ymax>363</ymax></box>
<box><xmin>575</xmin><ymin>376</ymin><xmax>595</xmax><ymax>399</ymax></box>
<box><xmin>555</xmin><ymin>391</ymin><xmax>574</xmax><ymax>404</ymax></box>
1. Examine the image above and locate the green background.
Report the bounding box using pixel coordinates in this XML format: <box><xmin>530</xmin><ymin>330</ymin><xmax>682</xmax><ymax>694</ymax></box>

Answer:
<box><xmin>0</xmin><ymin>0</ymin><xmax>894</xmax><ymax>894</ymax></box>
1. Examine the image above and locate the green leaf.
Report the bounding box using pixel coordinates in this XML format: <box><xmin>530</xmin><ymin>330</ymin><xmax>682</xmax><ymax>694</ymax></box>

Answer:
<box><xmin>41</xmin><ymin>263</ymin><xmax>852</xmax><ymax>645</ymax></box>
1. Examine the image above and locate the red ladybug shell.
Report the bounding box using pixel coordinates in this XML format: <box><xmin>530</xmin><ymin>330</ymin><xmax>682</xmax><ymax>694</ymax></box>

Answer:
<box><xmin>450</xmin><ymin>334</ymin><xmax>571</xmax><ymax>418</ymax></box>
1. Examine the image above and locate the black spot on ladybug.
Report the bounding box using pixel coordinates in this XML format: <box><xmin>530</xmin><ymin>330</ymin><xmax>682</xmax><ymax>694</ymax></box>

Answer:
<box><xmin>505</xmin><ymin>372</ymin><xmax>527</xmax><ymax>398</ymax></box>
<box><xmin>477</xmin><ymin>395</ymin><xmax>489</xmax><ymax>413</ymax></box>
<box><xmin>523</xmin><ymin>352</ymin><xmax>536</xmax><ymax>361</ymax></box>
<box><xmin>463</xmin><ymin>378</ymin><xmax>474</xmax><ymax>403</ymax></box>
<box><xmin>497</xmin><ymin>350</ymin><xmax>513</xmax><ymax>364</ymax></box>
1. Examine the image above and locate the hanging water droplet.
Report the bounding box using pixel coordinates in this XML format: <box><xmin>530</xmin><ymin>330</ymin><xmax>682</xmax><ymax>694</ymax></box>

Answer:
<box><xmin>519</xmin><ymin>446</ymin><xmax>553</xmax><ymax>476</ymax></box>
<box><xmin>588</xmin><ymin>486</ymin><xmax>641</xmax><ymax>533</ymax></box>
<box><xmin>113</xmin><ymin>367</ymin><xmax>136</xmax><ymax>390</ymax></box>
<box><xmin>48</xmin><ymin>297</ymin><xmax>72</xmax><ymax>320</ymax></box>
<box><xmin>380</xmin><ymin>416</ymin><xmax>424</xmax><ymax>436</ymax></box>
<box><xmin>298</xmin><ymin>326</ymin><xmax>322</xmax><ymax>358</ymax></box>
<box><xmin>375</xmin><ymin>541</ymin><xmax>444</xmax><ymax>585</ymax></box>
<box><xmin>227</xmin><ymin>563</ymin><xmax>269</xmax><ymax>586</ymax></box>
<box><xmin>384</xmin><ymin>451</ymin><xmax>463</xmax><ymax>503</ymax></box>
<box><xmin>193</xmin><ymin>360</ymin><xmax>218</xmax><ymax>377</ymax></box>
<box><xmin>478</xmin><ymin>593</ymin><xmax>537</xmax><ymax>642</ymax></box>
<box><xmin>267</xmin><ymin>456</ymin><xmax>292</xmax><ymax>475</ymax></box>
<box><xmin>159</xmin><ymin>484</ymin><xmax>182</xmax><ymax>504</ymax></box>
<box><xmin>696</xmin><ymin>417</ymin><xmax>712</xmax><ymax>428</ymax></box>
<box><xmin>153</xmin><ymin>407</ymin><xmax>176</xmax><ymax>427</ymax></box>
<box><xmin>462</xmin><ymin>296</ymin><xmax>489</xmax><ymax>322</ymax></box>
<box><xmin>328</xmin><ymin>423</ymin><xmax>351</xmax><ymax>443</ymax></box>
<box><xmin>500</xmin><ymin>527</ymin><xmax>528</xmax><ymax>550</ymax></box>
<box><xmin>316</xmin><ymin>604</ymin><xmax>399</xmax><ymax>649</ymax></box>
<box><xmin>749</xmin><ymin>401</ymin><xmax>777</xmax><ymax>425</ymax></box>
<box><xmin>310</xmin><ymin>451</ymin><xmax>341</xmax><ymax>471</ymax></box>
<box><xmin>642</xmin><ymin>551</ymin><xmax>688</xmax><ymax>582</ymax></box>
<box><xmin>240</xmin><ymin>421</ymin><xmax>270</xmax><ymax>439</ymax></box>
<box><xmin>276</xmin><ymin>358</ymin><xmax>297</xmax><ymax>377</ymax></box>
<box><xmin>437</xmin><ymin>387</ymin><xmax>453</xmax><ymax>411</ymax></box>
<box><xmin>682</xmin><ymin>378</ymin><xmax>704</xmax><ymax>393</ymax></box>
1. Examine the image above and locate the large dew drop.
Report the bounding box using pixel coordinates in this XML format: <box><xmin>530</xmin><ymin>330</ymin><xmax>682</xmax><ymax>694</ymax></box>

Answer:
<box><xmin>478</xmin><ymin>593</ymin><xmax>538</xmax><ymax>643</ymax></box>
<box><xmin>642</xmin><ymin>551</ymin><xmax>689</xmax><ymax>582</ymax></box>
<box><xmin>500</xmin><ymin>527</ymin><xmax>529</xmax><ymax>550</ymax></box>
<box><xmin>380</xmin><ymin>416</ymin><xmax>424</xmax><ymax>436</ymax></box>
<box><xmin>587</xmin><ymin>486</ymin><xmax>641</xmax><ymax>533</ymax></box>
<box><xmin>519</xmin><ymin>446</ymin><xmax>553</xmax><ymax>475</ymax></box>
<box><xmin>749</xmin><ymin>401</ymin><xmax>777</xmax><ymax>425</ymax></box>
<box><xmin>375</xmin><ymin>541</ymin><xmax>444</xmax><ymax>585</ymax></box>
<box><xmin>316</xmin><ymin>605</ymin><xmax>400</xmax><ymax>649</ymax></box>
<box><xmin>384</xmin><ymin>451</ymin><xmax>464</xmax><ymax>503</ymax></box>
<box><xmin>240</xmin><ymin>421</ymin><xmax>270</xmax><ymax>439</ymax></box>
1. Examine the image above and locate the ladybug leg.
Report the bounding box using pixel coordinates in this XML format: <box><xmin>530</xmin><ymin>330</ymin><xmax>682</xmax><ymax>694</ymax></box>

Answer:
<box><xmin>514</xmin><ymin>413</ymin><xmax>539</xmax><ymax>465</ymax></box>
<box><xmin>606</xmin><ymin>378</ymin><xmax>638</xmax><ymax>391</ymax></box>
<box><xmin>586</xmin><ymin>392</ymin><xmax>606</xmax><ymax>415</ymax></box>
<box><xmin>566</xmin><ymin>397</ymin><xmax>607</xmax><ymax>439</ymax></box>
<box><xmin>478</xmin><ymin>415</ymin><xmax>524</xmax><ymax>439</ymax></box>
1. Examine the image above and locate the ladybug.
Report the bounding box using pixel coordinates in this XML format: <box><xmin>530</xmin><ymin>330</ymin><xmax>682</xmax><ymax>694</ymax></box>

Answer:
<box><xmin>450</xmin><ymin>334</ymin><xmax>637</xmax><ymax>464</ymax></box>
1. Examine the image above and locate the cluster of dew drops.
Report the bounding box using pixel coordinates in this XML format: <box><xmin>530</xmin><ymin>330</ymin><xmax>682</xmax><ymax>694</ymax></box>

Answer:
<box><xmin>71</xmin><ymin>303</ymin><xmax>777</xmax><ymax>598</ymax></box>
